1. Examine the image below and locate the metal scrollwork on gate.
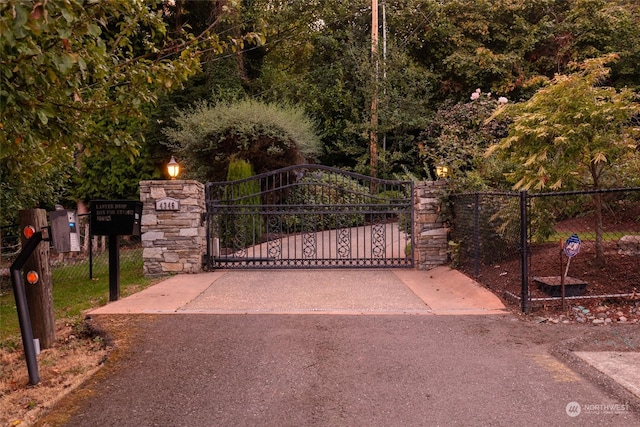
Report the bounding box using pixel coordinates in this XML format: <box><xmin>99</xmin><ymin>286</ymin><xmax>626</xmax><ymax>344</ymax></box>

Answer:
<box><xmin>371</xmin><ymin>218</ymin><xmax>386</xmax><ymax>258</ymax></box>
<box><xmin>335</xmin><ymin>206</ymin><xmax>351</xmax><ymax>259</ymax></box>
<box><xmin>232</xmin><ymin>215</ymin><xmax>248</xmax><ymax>257</ymax></box>
<box><xmin>337</xmin><ymin>227</ymin><xmax>351</xmax><ymax>259</ymax></box>
<box><xmin>303</xmin><ymin>232</ymin><xmax>316</xmax><ymax>259</ymax></box>
<box><xmin>267</xmin><ymin>214</ymin><xmax>282</xmax><ymax>259</ymax></box>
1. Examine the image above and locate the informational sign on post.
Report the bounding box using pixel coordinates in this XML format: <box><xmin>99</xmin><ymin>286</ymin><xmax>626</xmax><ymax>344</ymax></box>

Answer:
<box><xmin>90</xmin><ymin>200</ymin><xmax>142</xmax><ymax>236</ymax></box>
<box><xmin>560</xmin><ymin>233</ymin><xmax>581</xmax><ymax>310</ymax></box>
<box><xmin>90</xmin><ymin>200</ymin><xmax>143</xmax><ymax>301</ymax></box>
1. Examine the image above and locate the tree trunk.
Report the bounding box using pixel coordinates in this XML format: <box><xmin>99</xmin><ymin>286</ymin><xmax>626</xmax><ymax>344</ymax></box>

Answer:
<box><xmin>18</xmin><ymin>209</ymin><xmax>56</xmax><ymax>349</ymax></box>
<box><xmin>593</xmin><ymin>193</ymin><xmax>605</xmax><ymax>265</ymax></box>
<box><xmin>590</xmin><ymin>161</ymin><xmax>605</xmax><ymax>265</ymax></box>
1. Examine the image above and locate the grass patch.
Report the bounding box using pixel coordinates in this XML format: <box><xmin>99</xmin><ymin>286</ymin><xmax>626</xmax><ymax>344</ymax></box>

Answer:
<box><xmin>544</xmin><ymin>231</ymin><xmax>631</xmax><ymax>243</ymax></box>
<box><xmin>0</xmin><ymin>248</ymin><xmax>157</xmax><ymax>345</ymax></box>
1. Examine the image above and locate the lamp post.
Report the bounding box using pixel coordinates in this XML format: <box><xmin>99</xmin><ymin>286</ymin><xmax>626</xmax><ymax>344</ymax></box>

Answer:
<box><xmin>167</xmin><ymin>156</ymin><xmax>180</xmax><ymax>179</ymax></box>
<box><xmin>436</xmin><ymin>165</ymin><xmax>449</xmax><ymax>179</ymax></box>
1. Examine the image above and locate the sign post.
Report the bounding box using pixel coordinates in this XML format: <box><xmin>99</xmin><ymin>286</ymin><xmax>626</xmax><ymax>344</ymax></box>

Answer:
<box><xmin>561</xmin><ymin>234</ymin><xmax>581</xmax><ymax>310</ymax></box>
<box><xmin>90</xmin><ymin>200</ymin><xmax>142</xmax><ymax>301</ymax></box>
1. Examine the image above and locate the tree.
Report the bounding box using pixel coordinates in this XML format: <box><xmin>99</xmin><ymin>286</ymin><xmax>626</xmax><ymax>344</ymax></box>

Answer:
<box><xmin>558</xmin><ymin>0</ymin><xmax>640</xmax><ymax>90</ymax></box>
<box><xmin>419</xmin><ymin>90</ymin><xmax>510</xmax><ymax>186</ymax></box>
<box><xmin>0</xmin><ymin>0</ymin><xmax>260</xmax><ymax>225</ymax></box>
<box><xmin>252</xmin><ymin>0</ymin><xmax>434</xmax><ymax>177</ymax></box>
<box><xmin>395</xmin><ymin>0</ymin><xmax>561</xmax><ymax>98</ymax></box>
<box><xmin>392</xmin><ymin>0</ymin><xmax>640</xmax><ymax>100</ymax></box>
<box><xmin>72</xmin><ymin>145</ymin><xmax>159</xmax><ymax>202</ymax></box>
<box><xmin>486</xmin><ymin>54</ymin><xmax>640</xmax><ymax>263</ymax></box>
<box><xmin>251</xmin><ymin>0</ymin><xmax>372</xmax><ymax>172</ymax></box>
<box><xmin>164</xmin><ymin>100</ymin><xmax>322</xmax><ymax>181</ymax></box>
<box><xmin>143</xmin><ymin>0</ymin><xmax>265</xmax><ymax>176</ymax></box>
<box><xmin>222</xmin><ymin>158</ymin><xmax>263</xmax><ymax>249</ymax></box>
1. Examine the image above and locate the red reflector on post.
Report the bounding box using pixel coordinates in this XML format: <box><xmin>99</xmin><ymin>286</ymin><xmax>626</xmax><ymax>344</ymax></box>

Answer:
<box><xmin>26</xmin><ymin>271</ymin><xmax>39</xmax><ymax>284</ymax></box>
<box><xmin>23</xmin><ymin>225</ymin><xmax>36</xmax><ymax>239</ymax></box>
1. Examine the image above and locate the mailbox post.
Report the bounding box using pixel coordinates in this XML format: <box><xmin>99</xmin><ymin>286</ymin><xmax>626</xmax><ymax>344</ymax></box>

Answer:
<box><xmin>12</xmin><ymin>207</ymin><xmax>82</xmax><ymax>384</ymax></box>
<box><xmin>90</xmin><ymin>200</ymin><xmax>142</xmax><ymax>301</ymax></box>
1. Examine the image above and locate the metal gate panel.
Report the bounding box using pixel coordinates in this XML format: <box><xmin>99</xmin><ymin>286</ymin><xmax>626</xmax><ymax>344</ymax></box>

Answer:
<box><xmin>205</xmin><ymin>165</ymin><xmax>413</xmax><ymax>269</ymax></box>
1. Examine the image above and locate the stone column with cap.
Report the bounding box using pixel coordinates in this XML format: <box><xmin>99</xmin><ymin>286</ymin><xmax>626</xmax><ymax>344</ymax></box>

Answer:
<box><xmin>139</xmin><ymin>180</ymin><xmax>206</xmax><ymax>276</ymax></box>
<box><xmin>413</xmin><ymin>181</ymin><xmax>449</xmax><ymax>270</ymax></box>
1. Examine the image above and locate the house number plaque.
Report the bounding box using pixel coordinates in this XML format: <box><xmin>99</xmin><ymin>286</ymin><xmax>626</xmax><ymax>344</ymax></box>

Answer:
<box><xmin>155</xmin><ymin>197</ymin><xmax>180</xmax><ymax>211</ymax></box>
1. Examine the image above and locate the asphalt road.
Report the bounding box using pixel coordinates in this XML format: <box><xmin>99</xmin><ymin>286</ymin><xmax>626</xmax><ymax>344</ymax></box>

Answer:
<box><xmin>54</xmin><ymin>314</ymin><xmax>639</xmax><ymax>427</ymax></box>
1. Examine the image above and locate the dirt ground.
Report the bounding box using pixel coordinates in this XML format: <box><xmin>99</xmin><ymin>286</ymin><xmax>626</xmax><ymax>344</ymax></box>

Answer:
<box><xmin>472</xmin><ymin>213</ymin><xmax>640</xmax><ymax>323</ymax></box>
<box><xmin>0</xmin><ymin>321</ymin><xmax>104</xmax><ymax>426</ymax></box>
<box><xmin>0</xmin><ymin>317</ymin><xmax>146</xmax><ymax>427</ymax></box>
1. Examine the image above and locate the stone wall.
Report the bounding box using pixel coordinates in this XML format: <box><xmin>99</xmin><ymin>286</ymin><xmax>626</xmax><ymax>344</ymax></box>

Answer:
<box><xmin>413</xmin><ymin>181</ymin><xmax>449</xmax><ymax>270</ymax></box>
<box><xmin>139</xmin><ymin>180</ymin><xmax>206</xmax><ymax>276</ymax></box>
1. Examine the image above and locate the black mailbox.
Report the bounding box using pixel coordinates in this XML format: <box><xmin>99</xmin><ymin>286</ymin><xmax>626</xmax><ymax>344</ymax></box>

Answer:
<box><xmin>90</xmin><ymin>200</ymin><xmax>143</xmax><ymax>236</ymax></box>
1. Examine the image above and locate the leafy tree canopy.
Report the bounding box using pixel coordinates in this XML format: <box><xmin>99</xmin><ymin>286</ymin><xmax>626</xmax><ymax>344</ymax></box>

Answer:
<box><xmin>146</xmin><ymin>0</ymin><xmax>640</xmax><ymax>183</ymax></box>
<box><xmin>72</xmin><ymin>144</ymin><xmax>159</xmax><ymax>202</ymax></box>
<box><xmin>395</xmin><ymin>0</ymin><xmax>640</xmax><ymax>99</ymax></box>
<box><xmin>486</xmin><ymin>54</ymin><xmax>640</xmax><ymax>191</ymax></box>
<box><xmin>486</xmin><ymin>53</ymin><xmax>639</xmax><ymax>264</ymax></box>
<box><xmin>0</xmin><ymin>0</ymin><xmax>262</xmax><ymax>224</ymax></box>
<box><xmin>252</xmin><ymin>0</ymin><xmax>434</xmax><ymax>176</ymax></box>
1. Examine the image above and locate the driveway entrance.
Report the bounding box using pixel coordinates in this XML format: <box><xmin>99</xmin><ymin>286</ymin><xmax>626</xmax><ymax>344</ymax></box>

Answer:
<box><xmin>89</xmin><ymin>267</ymin><xmax>507</xmax><ymax>316</ymax></box>
<box><xmin>204</xmin><ymin>165</ymin><xmax>413</xmax><ymax>269</ymax></box>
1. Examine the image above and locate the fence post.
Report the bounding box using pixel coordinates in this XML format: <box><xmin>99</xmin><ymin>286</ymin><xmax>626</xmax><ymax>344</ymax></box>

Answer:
<box><xmin>520</xmin><ymin>190</ymin><xmax>529</xmax><ymax>313</ymax></box>
<box><xmin>473</xmin><ymin>192</ymin><xmax>480</xmax><ymax>277</ymax></box>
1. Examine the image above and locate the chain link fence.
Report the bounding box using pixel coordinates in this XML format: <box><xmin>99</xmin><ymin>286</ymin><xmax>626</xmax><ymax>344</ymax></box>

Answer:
<box><xmin>449</xmin><ymin>188</ymin><xmax>640</xmax><ymax>312</ymax></box>
<box><xmin>1</xmin><ymin>214</ymin><xmax>143</xmax><ymax>292</ymax></box>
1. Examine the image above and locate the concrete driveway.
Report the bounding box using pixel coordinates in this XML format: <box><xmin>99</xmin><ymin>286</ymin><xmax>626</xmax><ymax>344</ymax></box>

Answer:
<box><xmin>89</xmin><ymin>266</ymin><xmax>507</xmax><ymax>316</ymax></box>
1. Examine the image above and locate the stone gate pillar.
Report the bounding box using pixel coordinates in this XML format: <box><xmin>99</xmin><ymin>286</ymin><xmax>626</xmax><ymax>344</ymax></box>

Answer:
<box><xmin>139</xmin><ymin>180</ymin><xmax>206</xmax><ymax>276</ymax></box>
<box><xmin>413</xmin><ymin>181</ymin><xmax>448</xmax><ymax>270</ymax></box>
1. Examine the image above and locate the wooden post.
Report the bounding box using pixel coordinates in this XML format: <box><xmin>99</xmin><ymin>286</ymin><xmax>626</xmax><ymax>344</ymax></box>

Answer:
<box><xmin>18</xmin><ymin>209</ymin><xmax>55</xmax><ymax>349</ymax></box>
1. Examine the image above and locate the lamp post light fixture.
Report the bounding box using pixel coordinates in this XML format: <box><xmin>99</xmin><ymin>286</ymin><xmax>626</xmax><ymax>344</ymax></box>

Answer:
<box><xmin>167</xmin><ymin>156</ymin><xmax>180</xmax><ymax>179</ymax></box>
<box><xmin>435</xmin><ymin>165</ymin><xmax>449</xmax><ymax>179</ymax></box>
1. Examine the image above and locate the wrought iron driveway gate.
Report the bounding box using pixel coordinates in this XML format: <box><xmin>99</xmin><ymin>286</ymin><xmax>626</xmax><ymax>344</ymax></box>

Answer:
<box><xmin>205</xmin><ymin>164</ymin><xmax>413</xmax><ymax>269</ymax></box>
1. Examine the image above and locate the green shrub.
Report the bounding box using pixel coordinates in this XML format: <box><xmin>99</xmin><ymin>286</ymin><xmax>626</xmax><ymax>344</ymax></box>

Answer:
<box><xmin>284</xmin><ymin>171</ymin><xmax>370</xmax><ymax>231</ymax></box>
<box><xmin>220</xmin><ymin>159</ymin><xmax>263</xmax><ymax>249</ymax></box>
<box><xmin>164</xmin><ymin>100</ymin><xmax>322</xmax><ymax>181</ymax></box>
<box><xmin>376</xmin><ymin>189</ymin><xmax>412</xmax><ymax>235</ymax></box>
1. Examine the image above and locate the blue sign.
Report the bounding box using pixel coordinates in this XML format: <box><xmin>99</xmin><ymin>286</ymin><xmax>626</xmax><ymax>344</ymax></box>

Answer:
<box><xmin>564</xmin><ymin>234</ymin><xmax>581</xmax><ymax>258</ymax></box>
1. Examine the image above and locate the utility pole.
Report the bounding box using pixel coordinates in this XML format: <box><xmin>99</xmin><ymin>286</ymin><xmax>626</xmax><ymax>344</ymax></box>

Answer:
<box><xmin>382</xmin><ymin>0</ymin><xmax>387</xmax><ymax>153</ymax></box>
<box><xmin>370</xmin><ymin>0</ymin><xmax>379</xmax><ymax>178</ymax></box>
